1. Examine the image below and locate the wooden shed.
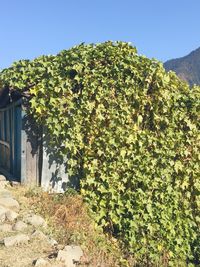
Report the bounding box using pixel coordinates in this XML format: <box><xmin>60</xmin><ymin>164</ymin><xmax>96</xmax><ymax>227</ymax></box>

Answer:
<box><xmin>0</xmin><ymin>88</ymin><xmax>75</xmax><ymax>192</ymax></box>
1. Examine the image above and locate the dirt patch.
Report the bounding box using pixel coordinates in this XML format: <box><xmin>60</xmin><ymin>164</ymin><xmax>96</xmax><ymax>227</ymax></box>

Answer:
<box><xmin>0</xmin><ymin>238</ymin><xmax>51</xmax><ymax>267</ymax></box>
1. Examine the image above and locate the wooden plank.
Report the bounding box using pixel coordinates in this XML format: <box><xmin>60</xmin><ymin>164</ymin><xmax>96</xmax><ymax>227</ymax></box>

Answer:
<box><xmin>20</xmin><ymin>109</ymin><xmax>27</xmax><ymax>184</ymax></box>
<box><xmin>14</xmin><ymin>106</ymin><xmax>22</xmax><ymax>179</ymax></box>
<box><xmin>21</xmin><ymin>111</ymin><xmax>40</xmax><ymax>186</ymax></box>
<box><xmin>25</xmin><ymin>136</ymin><xmax>39</xmax><ymax>185</ymax></box>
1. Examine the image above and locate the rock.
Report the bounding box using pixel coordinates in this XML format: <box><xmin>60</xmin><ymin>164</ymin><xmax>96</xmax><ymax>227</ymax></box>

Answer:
<box><xmin>0</xmin><ymin>223</ymin><xmax>13</xmax><ymax>232</ymax></box>
<box><xmin>0</xmin><ymin>176</ymin><xmax>9</xmax><ymax>189</ymax></box>
<box><xmin>3</xmin><ymin>234</ymin><xmax>30</xmax><ymax>247</ymax></box>
<box><xmin>6</xmin><ymin>210</ymin><xmax>19</xmax><ymax>222</ymax></box>
<box><xmin>0</xmin><ymin>197</ymin><xmax>20</xmax><ymax>210</ymax></box>
<box><xmin>0</xmin><ymin>189</ymin><xmax>12</xmax><ymax>198</ymax></box>
<box><xmin>48</xmin><ymin>237</ymin><xmax>58</xmax><ymax>247</ymax></box>
<box><xmin>57</xmin><ymin>245</ymin><xmax>83</xmax><ymax>267</ymax></box>
<box><xmin>12</xmin><ymin>221</ymin><xmax>28</xmax><ymax>231</ymax></box>
<box><xmin>0</xmin><ymin>205</ymin><xmax>7</xmax><ymax>223</ymax></box>
<box><xmin>0</xmin><ymin>175</ymin><xmax>6</xmax><ymax>181</ymax></box>
<box><xmin>0</xmin><ymin>181</ymin><xmax>9</xmax><ymax>189</ymax></box>
<box><xmin>10</xmin><ymin>181</ymin><xmax>20</xmax><ymax>187</ymax></box>
<box><xmin>24</xmin><ymin>214</ymin><xmax>46</xmax><ymax>227</ymax></box>
<box><xmin>31</xmin><ymin>230</ymin><xmax>57</xmax><ymax>246</ymax></box>
<box><xmin>33</xmin><ymin>258</ymin><xmax>49</xmax><ymax>266</ymax></box>
<box><xmin>31</xmin><ymin>230</ymin><xmax>47</xmax><ymax>239</ymax></box>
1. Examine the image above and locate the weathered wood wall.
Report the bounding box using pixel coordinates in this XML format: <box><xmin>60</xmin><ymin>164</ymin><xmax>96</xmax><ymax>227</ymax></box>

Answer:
<box><xmin>0</xmin><ymin>98</ymin><xmax>77</xmax><ymax>192</ymax></box>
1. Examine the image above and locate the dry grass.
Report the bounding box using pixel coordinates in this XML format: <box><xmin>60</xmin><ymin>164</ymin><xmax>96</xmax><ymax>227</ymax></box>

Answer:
<box><xmin>22</xmin><ymin>187</ymin><xmax>131</xmax><ymax>267</ymax></box>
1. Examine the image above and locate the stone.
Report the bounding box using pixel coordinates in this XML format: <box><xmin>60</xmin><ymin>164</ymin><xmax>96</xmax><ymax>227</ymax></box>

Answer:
<box><xmin>31</xmin><ymin>230</ymin><xmax>57</xmax><ymax>246</ymax></box>
<box><xmin>0</xmin><ymin>223</ymin><xmax>13</xmax><ymax>232</ymax></box>
<box><xmin>0</xmin><ymin>181</ymin><xmax>9</xmax><ymax>189</ymax></box>
<box><xmin>6</xmin><ymin>210</ymin><xmax>19</xmax><ymax>222</ymax></box>
<box><xmin>12</xmin><ymin>221</ymin><xmax>28</xmax><ymax>231</ymax></box>
<box><xmin>0</xmin><ymin>175</ymin><xmax>6</xmax><ymax>181</ymax></box>
<box><xmin>0</xmin><ymin>205</ymin><xmax>7</xmax><ymax>223</ymax></box>
<box><xmin>31</xmin><ymin>230</ymin><xmax>47</xmax><ymax>239</ymax></box>
<box><xmin>57</xmin><ymin>245</ymin><xmax>83</xmax><ymax>267</ymax></box>
<box><xmin>10</xmin><ymin>181</ymin><xmax>20</xmax><ymax>187</ymax></box>
<box><xmin>0</xmin><ymin>197</ymin><xmax>20</xmax><ymax>210</ymax></box>
<box><xmin>24</xmin><ymin>214</ymin><xmax>46</xmax><ymax>227</ymax></box>
<box><xmin>0</xmin><ymin>176</ymin><xmax>9</xmax><ymax>189</ymax></box>
<box><xmin>33</xmin><ymin>258</ymin><xmax>49</xmax><ymax>266</ymax></box>
<box><xmin>3</xmin><ymin>234</ymin><xmax>30</xmax><ymax>247</ymax></box>
<box><xmin>0</xmin><ymin>189</ymin><xmax>12</xmax><ymax>198</ymax></box>
<box><xmin>48</xmin><ymin>237</ymin><xmax>58</xmax><ymax>247</ymax></box>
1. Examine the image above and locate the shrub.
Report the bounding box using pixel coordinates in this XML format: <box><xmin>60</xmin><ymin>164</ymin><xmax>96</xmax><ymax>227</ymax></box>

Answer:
<box><xmin>1</xmin><ymin>41</ymin><xmax>199</xmax><ymax>266</ymax></box>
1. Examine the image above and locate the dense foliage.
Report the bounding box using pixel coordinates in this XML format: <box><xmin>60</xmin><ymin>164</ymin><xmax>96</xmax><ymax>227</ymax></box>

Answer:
<box><xmin>0</xmin><ymin>42</ymin><xmax>199</xmax><ymax>266</ymax></box>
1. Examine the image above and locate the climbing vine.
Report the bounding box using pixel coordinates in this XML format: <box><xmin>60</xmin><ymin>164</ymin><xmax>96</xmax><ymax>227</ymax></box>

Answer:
<box><xmin>0</xmin><ymin>42</ymin><xmax>199</xmax><ymax>266</ymax></box>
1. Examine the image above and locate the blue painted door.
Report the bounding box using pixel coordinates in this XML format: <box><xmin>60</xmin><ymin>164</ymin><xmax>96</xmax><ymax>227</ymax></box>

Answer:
<box><xmin>0</xmin><ymin>100</ymin><xmax>22</xmax><ymax>180</ymax></box>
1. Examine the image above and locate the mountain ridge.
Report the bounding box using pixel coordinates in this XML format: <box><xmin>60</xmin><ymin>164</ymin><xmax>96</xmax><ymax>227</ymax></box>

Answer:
<box><xmin>164</xmin><ymin>47</ymin><xmax>200</xmax><ymax>86</ymax></box>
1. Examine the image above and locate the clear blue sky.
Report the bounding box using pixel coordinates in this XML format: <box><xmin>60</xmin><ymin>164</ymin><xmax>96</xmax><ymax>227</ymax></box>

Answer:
<box><xmin>1</xmin><ymin>0</ymin><xmax>200</xmax><ymax>69</ymax></box>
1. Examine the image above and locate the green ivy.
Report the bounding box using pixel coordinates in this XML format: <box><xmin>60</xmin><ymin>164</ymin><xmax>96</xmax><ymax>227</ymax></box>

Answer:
<box><xmin>0</xmin><ymin>41</ymin><xmax>199</xmax><ymax>266</ymax></box>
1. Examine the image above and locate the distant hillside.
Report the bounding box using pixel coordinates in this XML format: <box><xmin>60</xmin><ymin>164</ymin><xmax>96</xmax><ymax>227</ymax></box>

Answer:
<box><xmin>164</xmin><ymin>47</ymin><xmax>200</xmax><ymax>86</ymax></box>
